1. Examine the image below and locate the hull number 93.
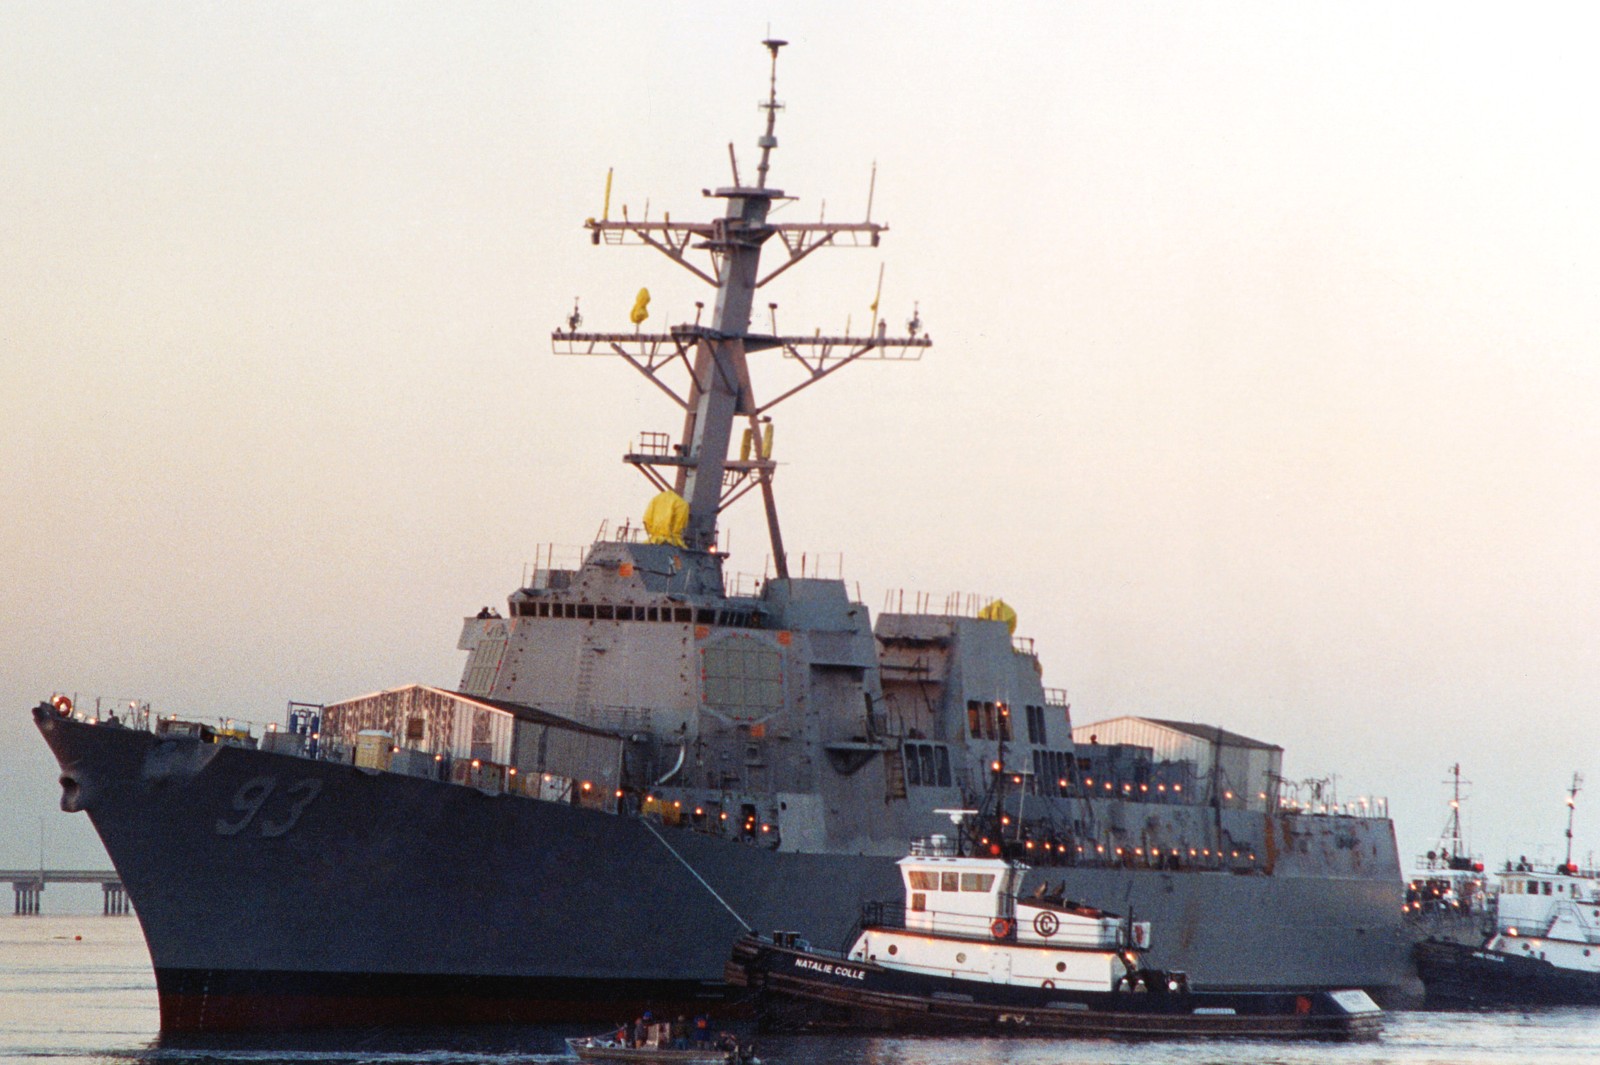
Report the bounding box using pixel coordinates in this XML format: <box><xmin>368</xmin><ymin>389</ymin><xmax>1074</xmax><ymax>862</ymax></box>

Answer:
<box><xmin>215</xmin><ymin>776</ymin><xmax>323</xmax><ymax>837</ymax></box>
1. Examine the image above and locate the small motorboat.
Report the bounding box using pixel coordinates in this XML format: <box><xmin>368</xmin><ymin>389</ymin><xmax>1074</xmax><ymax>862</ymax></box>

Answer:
<box><xmin>567</xmin><ymin>1026</ymin><xmax>756</xmax><ymax>1065</ymax></box>
<box><xmin>726</xmin><ymin>831</ymin><xmax>1382</xmax><ymax>1039</ymax></box>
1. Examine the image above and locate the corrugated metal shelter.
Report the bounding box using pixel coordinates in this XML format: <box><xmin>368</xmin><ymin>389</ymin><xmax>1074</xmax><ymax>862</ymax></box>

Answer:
<box><xmin>1072</xmin><ymin>716</ymin><xmax>1282</xmax><ymax>811</ymax></box>
<box><xmin>321</xmin><ymin>684</ymin><xmax>625</xmax><ymax>796</ymax></box>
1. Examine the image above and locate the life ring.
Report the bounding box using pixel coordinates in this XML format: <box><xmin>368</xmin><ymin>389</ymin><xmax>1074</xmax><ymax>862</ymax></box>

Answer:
<box><xmin>1041</xmin><ymin>979</ymin><xmax>1055</xmax><ymax>989</ymax></box>
<box><xmin>50</xmin><ymin>694</ymin><xmax>73</xmax><ymax>716</ymax></box>
<box><xmin>990</xmin><ymin>918</ymin><xmax>1013</xmax><ymax>940</ymax></box>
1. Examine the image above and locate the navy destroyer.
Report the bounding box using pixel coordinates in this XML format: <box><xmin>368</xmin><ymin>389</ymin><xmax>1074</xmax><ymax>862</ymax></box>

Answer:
<box><xmin>33</xmin><ymin>41</ymin><xmax>1410</xmax><ymax>1031</ymax></box>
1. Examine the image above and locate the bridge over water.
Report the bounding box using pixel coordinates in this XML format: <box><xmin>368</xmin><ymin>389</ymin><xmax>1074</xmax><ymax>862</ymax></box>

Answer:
<box><xmin>0</xmin><ymin>869</ymin><xmax>128</xmax><ymax>915</ymax></box>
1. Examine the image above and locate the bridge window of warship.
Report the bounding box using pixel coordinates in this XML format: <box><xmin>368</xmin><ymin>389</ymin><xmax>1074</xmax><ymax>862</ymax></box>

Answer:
<box><xmin>901</xmin><ymin>742</ymin><xmax>952</xmax><ymax>788</ymax></box>
<box><xmin>966</xmin><ymin>700</ymin><xmax>1013</xmax><ymax>742</ymax></box>
<box><xmin>1024</xmin><ymin>704</ymin><xmax>1048</xmax><ymax>744</ymax></box>
<box><xmin>515</xmin><ymin>599</ymin><xmax>763</xmax><ymax>629</ymax></box>
<box><xmin>1031</xmin><ymin>750</ymin><xmax>1075</xmax><ymax>797</ymax></box>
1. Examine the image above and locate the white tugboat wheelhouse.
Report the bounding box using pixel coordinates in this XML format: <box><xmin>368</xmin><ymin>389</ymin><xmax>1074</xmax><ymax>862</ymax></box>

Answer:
<box><xmin>845</xmin><ymin>835</ymin><xmax>1153</xmax><ymax>994</ymax></box>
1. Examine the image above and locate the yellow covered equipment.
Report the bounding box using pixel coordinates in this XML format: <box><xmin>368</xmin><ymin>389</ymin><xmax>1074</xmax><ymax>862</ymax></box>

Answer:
<box><xmin>643</xmin><ymin>490</ymin><xmax>688</xmax><ymax>547</ymax></box>
<box><xmin>978</xmin><ymin>598</ymin><xmax>1017</xmax><ymax>635</ymax></box>
<box><xmin>630</xmin><ymin>287</ymin><xmax>651</xmax><ymax>324</ymax></box>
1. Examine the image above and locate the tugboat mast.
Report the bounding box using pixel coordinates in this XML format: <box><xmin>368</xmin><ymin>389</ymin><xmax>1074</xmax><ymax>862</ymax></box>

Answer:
<box><xmin>553</xmin><ymin>40</ymin><xmax>930</xmax><ymax>578</ymax></box>
<box><xmin>1565</xmin><ymin>771</ymin><xmax>1584</xmax><ymax>871</ymax></box>
<box><xmin>1441</xmin><ymin>762</ymin><xmax>1469</xmax><ymax>867</ymax></box>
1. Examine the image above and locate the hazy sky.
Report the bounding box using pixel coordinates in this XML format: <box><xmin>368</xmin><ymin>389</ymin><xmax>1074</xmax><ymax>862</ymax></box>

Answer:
<box><xmin>5</xmin><ymin>4</ymin><xmax>1599</xmax><ymax>877</ymax></box>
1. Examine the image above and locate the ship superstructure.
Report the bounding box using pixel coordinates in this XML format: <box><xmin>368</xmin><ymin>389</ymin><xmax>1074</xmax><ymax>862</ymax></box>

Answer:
<box><xmin>34</xmin><ymin>41</ymin><xmax>1409</xmax><ymax>1031</ymax></box>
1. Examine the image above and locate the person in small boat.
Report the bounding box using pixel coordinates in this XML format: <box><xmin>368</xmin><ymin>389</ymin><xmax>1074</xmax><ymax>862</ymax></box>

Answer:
<box><xmin>692</xmin><ymin>1014</ymin><xmax>710</xmax><ymax>1045</ymax></box>
<box><xmin>671</xmin><ymin>1015</ymin><xmax>689</xmax><ymax>1048</ymax></box>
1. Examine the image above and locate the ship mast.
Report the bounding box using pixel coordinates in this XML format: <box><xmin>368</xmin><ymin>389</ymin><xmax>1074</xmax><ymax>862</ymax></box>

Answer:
<box><xmin>1565</xmin><ymin>771</ymin><xmax>1584</xmax><ymax>870</ymax></box>
<box><xmin>1440</xmin><ymin>762</ymin><xmax>1469</xmax><ymax>866</ymax></box>
<box><xmin>553</xmin><ymin>40</ymin><xmax>930</xmax><ymax>577</ymax></box>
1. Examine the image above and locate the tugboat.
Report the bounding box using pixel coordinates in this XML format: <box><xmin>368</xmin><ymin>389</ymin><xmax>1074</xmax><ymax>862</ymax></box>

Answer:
<box><xmin>727</xmin><ymin>817</ymin><xmax>1382</xmax><ymax>1038</ymax></box>
<box><xmin>1416</xmin><ymin>773</ymin><xmax>1600</xmax><ymax>1007</ymax></box>
<box><xmin>1404</xmin><ymin>764</ymin><xmax>1492</xmax><ymax>939</ymax></box>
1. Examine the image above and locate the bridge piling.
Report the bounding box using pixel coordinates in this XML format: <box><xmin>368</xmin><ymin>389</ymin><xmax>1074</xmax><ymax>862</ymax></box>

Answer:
<box><xmin>102</xmin><ymin>881</ymin><xmax>129</xmax><ymax>915</ymax></box>
<box><xmin>2</xmin><ymin>870</ymin><xmax>126</xmax><ymax>915</ymax></box>
<box><xmin>13</xmin><ymin>880</ymin><xmax>43</xmax><ymax>915</ymax></box>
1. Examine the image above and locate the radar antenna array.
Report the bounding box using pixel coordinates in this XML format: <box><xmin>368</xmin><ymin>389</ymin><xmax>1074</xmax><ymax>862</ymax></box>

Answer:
<box><xmin>552</xmin><ymin>40</ymin><xmax>930</xmax><ymax>577</ymax></box>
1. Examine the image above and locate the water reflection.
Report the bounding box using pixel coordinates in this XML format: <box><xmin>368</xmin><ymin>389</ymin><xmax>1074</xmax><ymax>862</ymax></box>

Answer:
<box><xmin>84</xmin><ymin>1012</ymin><xmax>1600</xmax><ymax>1065</ymax></box>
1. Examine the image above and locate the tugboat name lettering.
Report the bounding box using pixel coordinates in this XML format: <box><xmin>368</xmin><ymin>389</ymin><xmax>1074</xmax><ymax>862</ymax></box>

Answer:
<box><xmin>794</xmin><ymin>957</ymin><xmax>865</xmax><ymax>980</ymax></box>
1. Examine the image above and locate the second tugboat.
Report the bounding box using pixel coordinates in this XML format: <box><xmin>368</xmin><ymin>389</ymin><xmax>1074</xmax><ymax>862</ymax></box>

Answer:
<box><xmin>1404</xmin><ymin>764</ymin><xmax>1491</xmax><ymax>942</ymax></box>
<box><xmin>1416</xmin><ymin>773</ymin><xmax>1600</xmax><ymax>1007</ymax></box>
<box><xmin>728</xmin><ymin>818</ymin><xmax>1382</xmax><ymax>1039</ymax></box>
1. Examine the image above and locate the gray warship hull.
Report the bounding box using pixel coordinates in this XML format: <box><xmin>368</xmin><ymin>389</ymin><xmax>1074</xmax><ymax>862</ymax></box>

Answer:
<box><xmin>38</xmin><ymin>706</ymin><xmax>1411</xmax><ymax>1031</ymax></box>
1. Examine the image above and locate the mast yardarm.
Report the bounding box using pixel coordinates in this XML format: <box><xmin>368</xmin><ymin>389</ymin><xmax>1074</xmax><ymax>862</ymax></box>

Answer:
<box><xmin>553</xmin><ymin>40</ymin><xmax>930</xmax><ymax>575</ymax></box>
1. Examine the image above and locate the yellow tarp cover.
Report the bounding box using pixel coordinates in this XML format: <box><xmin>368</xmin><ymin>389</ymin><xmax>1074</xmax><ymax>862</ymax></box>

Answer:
<box><xmin>643</xmin><ymin>490</ymin><xmax>688</xmax><ymax>547</ymax></box>
<box><xmin>978</xmin><ymin>598</ymin><xmax>1017</xmax><ymax>635</ymax></box>
<box><xmin>630</xmin><ymin>287</ymin><xmax>651</xmax><ymax>324</ymax></box>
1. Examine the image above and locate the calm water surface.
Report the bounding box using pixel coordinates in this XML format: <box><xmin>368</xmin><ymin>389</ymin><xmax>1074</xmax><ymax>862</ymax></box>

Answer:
<box><xmin>6</xmin><ymin>915</ymin><xmax>1600</xmax><ymax>1065</ymax></box>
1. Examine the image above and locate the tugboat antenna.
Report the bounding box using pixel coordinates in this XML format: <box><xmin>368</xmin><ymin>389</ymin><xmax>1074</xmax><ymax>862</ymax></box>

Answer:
<box><xmin>934</xmin><ymin>808</ymin><xmax>980</xmax><ymax>857</ymax></box>
<box><xmin>1440</xmin><ymin>762</ymin><xmax>1471</xmax><ymax>866</ymax></box>
<box><xmin>1566</xmin><ymin>771</ymin><xmax>1585</xmax><ymax>871</ymax></box>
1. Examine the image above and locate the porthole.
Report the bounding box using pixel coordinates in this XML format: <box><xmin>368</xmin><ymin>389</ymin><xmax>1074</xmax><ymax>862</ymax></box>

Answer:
<box><xmin>888</xmin><ymin>944</ymin><xmax>898</xmax><ymax>956</ymax></box>
<box><xmin>956</xmin><ymin>952</ymin><xmax>967</xmax><ymax>964</ymax></box>
<box><xmin>1056</xmin><ymin>961</ymin><xmax>1066</xmax><ymax>973</ymax></box>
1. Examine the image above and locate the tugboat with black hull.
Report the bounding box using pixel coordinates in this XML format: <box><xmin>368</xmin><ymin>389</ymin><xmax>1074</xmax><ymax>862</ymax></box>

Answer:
<box><xmin>1416</xmin><ymin>773</ymin><xmax>1600</xmax><ymax>1007</ymax></box>
<box><xmin>727</xmin><ymin>814</ymin><xmax>1382</xmax><ymax>1038</ymax></box>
